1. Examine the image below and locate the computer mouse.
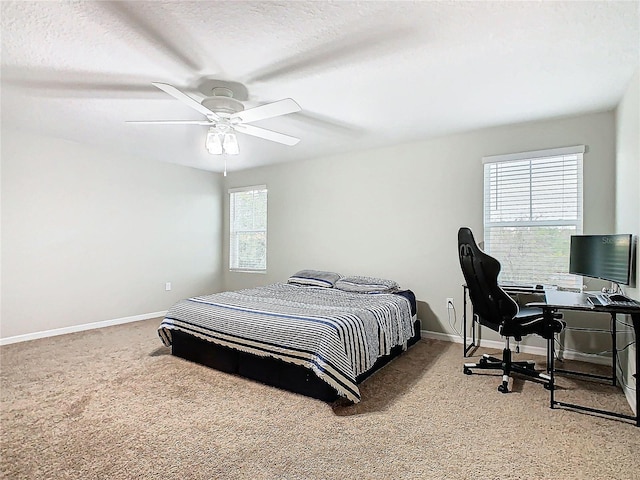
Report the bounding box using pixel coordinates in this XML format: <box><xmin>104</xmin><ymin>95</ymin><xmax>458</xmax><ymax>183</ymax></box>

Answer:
<box><xmin>535</xmin><ymin>284</ymin><xmax>544</xmax><ymax>290</ymax></box>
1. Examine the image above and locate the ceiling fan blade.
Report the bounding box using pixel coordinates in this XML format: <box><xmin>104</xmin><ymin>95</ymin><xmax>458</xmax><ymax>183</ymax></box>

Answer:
<box><xmin>290</xmin><ymin>111</ymin><xmax>365</xmax><ymax>135</ymax></box>
<box><xmin>234</xmin><ymin>124</ymin><xmax>300</xmax><ymax>146</ymax></box>
<box><xmin>2</xmin><ymin>66</ymin><xmax>156</xmax><ymax>98</ymax></box>
<box><xmin>232</xmin><ymin>98</ymin><xmax>301</xmax><ymax>124</ymax></box>
<box><xmin>152</xmin><ymin>82</ymin><xmax>220</xmax><ymax>120</ymax></box>
<box><xmin>245</xmin><ymin>25</ymin><xmax>415</xmax><ymax>83</ymax></box>
<box><xmin>126</xmin><ymin>120</ymin><xmax>214</xmax><ymax>125</ymax></box>
<box><xmin>95</xmin><ymin>1</ymin><xmax>205</xmax><ymax>73</ymax></box>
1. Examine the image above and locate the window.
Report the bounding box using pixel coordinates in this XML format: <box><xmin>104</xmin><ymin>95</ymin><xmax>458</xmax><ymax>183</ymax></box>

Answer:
<box><xmin>229</xmin><ymin>185</ymin><xmax>267</xmax><ymax>272</ymax></box>
<box><xmin>483</xmin><ymin>146</ymin><xmax>584</xmax><ymax>288</ymax></box>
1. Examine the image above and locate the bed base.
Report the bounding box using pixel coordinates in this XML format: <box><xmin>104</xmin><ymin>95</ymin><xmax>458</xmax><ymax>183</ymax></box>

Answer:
<box><xmin>171</xmin><ymin>319</ymin><xmax>421</xmax><ymax>402</ymax></box>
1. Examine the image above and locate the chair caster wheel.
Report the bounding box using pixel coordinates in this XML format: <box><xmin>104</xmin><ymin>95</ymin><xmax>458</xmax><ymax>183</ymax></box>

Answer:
<box><xmin>463</xmin><ymin>367</ymin><xmax>472</xmax><ymax>375</ymax></box>
<box><xmin>498</xmin><ymin>384</ymin><xmax>509</xmax><ymax>393</ymax></box>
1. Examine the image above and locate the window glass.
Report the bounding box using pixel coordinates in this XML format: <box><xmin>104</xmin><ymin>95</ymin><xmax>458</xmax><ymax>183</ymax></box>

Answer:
<box><xmin>229</xmin><ymin>185</ymin><xmax>267</xmax><ymax>272</ymax></box>
<box><xmin>483</xmin><ymin>149</ymin><xmax>583</xmax><ymax>288</ymax></box>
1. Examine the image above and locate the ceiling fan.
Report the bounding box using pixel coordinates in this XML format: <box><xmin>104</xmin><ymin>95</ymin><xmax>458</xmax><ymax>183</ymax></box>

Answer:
<box><xmin>127</xmin><ymin>81</ymin><xmax>301</xmax><ymax>156</ymax></box>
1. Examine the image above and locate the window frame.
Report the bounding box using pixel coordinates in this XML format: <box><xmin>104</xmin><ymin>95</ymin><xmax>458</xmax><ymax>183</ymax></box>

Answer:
<box><xmin>228</xmin><ymin>184</ymin><xmax>268</xmax><ymax>273</ymax></box>
<box><xmin>482</xmin><ymin>145</ymin><xmax>585</xmax><ymax>288</ymax></box>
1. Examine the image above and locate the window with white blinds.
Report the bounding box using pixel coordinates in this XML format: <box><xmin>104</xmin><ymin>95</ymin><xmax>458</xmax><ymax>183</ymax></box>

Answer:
<box><xmin>229</xmin><ymin>185</ymin><xmax>267</xmax><ymax>272</ymax></box>
<box><xmin>483</xmin><ymin>146</ymin><xmax>584</xmax><ymax>288</ymax></box>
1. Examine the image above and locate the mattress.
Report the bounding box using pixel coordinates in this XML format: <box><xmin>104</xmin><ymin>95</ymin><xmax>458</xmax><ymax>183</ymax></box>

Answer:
<box><xmin>158</xmin><ymin>283</ymin><xmax>416</xmax><ymax>402</ymax></box>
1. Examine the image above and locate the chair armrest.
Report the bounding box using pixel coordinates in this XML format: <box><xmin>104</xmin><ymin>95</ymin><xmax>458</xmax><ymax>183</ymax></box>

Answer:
<box><xmin>526</xmin><ymin>302</ymin><xmax>563</xmax><ymax>320</ymax></box>
<box><xmin>526</xmin><ymin>302</ymin><xmax>547</xmax><ymax>308</ymax></box>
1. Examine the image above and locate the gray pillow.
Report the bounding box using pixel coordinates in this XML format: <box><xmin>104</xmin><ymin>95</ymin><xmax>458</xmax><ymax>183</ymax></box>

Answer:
<box><xmin>287</xmin><ymin>270</ymin><xmax>342</xmax><ymax>288</ymax></box>
<box><xmin>335</xmin><ymin>276</ymin><xmax>399</xmax><ymax>293</ymax></box>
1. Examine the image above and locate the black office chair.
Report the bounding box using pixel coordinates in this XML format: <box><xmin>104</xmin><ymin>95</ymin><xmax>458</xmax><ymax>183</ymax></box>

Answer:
<box><xmin>457</xmin><ymin>227</ymin><xmax>564</xmax><ymax>393</ymax></box>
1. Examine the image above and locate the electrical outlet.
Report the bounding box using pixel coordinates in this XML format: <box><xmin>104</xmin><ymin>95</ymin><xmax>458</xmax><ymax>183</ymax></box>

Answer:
<box><xmin>446</xmin><ymin>297</ymin><xmax>454</xmax><ymax>309</ymax></box>
<box><xmin>165</xmin><ymin>282</ymin><xmax>172</xmax><ymax>291</ymax></box>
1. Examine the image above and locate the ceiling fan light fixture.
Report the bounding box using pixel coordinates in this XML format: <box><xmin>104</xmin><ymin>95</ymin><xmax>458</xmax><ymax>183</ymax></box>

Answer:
<box><xmin>137</xmin><ymin>82</ymin><xmax>302</xmax><ymax>158</ymax></box>
<box><xmin>223</xmin><ymin>132</ymin><xmax>239</xmax><ymax>155</ymax></box>
<box><xmin>206</xmin><ymin>129</ymin><xmax>223</xmax><ymax>155</ymax></box>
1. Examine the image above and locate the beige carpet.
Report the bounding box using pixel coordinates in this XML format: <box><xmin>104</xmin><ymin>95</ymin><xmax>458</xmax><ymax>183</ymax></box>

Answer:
<box><xmin>1</xmin><ymin>318</ymin><xmax>638</xmax><ymax>479</ymax></box>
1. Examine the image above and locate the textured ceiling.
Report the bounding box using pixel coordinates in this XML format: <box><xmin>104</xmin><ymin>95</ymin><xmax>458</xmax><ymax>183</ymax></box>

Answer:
<box><xmin>1</xmin><ymin>1</ymin><xmax>638</xmax><ymax>173</ymax></box>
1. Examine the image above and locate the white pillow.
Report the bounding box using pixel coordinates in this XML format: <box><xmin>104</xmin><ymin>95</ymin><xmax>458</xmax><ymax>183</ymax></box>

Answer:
<box><xmin>287</xmin><ymin>270</ymin><xmax>342</xmax><ymax>288</ymax></box>
<box><xmin>334</xmin><ymin>276</ymin><xmax>399</xmax><ymax>293</ymax></box>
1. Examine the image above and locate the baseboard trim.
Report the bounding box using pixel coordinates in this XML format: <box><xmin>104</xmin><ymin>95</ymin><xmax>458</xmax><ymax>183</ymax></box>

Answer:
<box><xmin>622</xmin><ymin>381</ymin><xmax>637</xmax><ymax>416</ymax></box>
<box><xmin>421</xmin><ymin>329</ymin><xmax>612</xmax><ymax>366</ymax></box>
<box><xmin>0</xmin><ymin>311</ymin><xmax>167</xmax><ymax>346</ymax></box>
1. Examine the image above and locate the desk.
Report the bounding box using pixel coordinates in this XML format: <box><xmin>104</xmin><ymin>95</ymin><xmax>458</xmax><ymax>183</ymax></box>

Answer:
<box><xmin>529</xmin><ymin>290</ymin><xmax>639</xmax><ymax>427</ymax></box>
<box><xmin>462</xmin><ymin>284</ymin><xmax>477</xmax><ymax>357</ymax></box>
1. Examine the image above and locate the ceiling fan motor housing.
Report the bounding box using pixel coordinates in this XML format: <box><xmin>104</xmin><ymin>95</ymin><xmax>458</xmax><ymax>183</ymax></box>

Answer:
<box><xmin>201</xmin><ymin>96</ymin><xmax>245</xmax><ymax>116</ymax></box>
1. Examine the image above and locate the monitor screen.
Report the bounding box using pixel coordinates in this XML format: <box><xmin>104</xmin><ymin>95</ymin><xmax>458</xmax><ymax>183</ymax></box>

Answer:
<box><xmin>569</xmin><ymin>234</ymin><xmax>633</xmax><ymax>285</ymax></box>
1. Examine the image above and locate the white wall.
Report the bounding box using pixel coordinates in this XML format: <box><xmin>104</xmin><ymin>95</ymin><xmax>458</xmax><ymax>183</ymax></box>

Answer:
<box><xmin>1</xmin><ymin>129</ymin><xmax>223</xmax><ymax>339</ymax></box>
<box><xmin>223</xmin><ymin>111</ymin><xmax>616</xmax><ymax>349</ymax></box>
<box><xmin>615</xmin><ymin>69</ymin><xmax>640</xmax><ymax>297</ymax></box>
<box><xmin>615</xmin><ymin>69</ymin><xmax>639</xmax><ymax>413</ymax></box>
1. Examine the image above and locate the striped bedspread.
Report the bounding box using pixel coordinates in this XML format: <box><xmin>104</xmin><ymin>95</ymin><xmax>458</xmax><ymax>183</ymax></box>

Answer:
<box><xmin>158</xmin><ymin>283</ymin><xmax>415</xmax><ymax>402</ymax></box>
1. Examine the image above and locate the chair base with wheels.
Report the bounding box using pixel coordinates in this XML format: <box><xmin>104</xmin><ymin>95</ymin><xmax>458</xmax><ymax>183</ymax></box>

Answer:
<box><xmin>463</xmin><ymin>337</ymin><xmax>553</xmax><ymax>393</ymax></box>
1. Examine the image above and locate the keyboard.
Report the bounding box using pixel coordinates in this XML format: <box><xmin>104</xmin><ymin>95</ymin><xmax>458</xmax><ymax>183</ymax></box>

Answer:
<box><xmin>587</xmin><ymin>294</ymin><xmax>640</xmax><ymax>308</ymax></box>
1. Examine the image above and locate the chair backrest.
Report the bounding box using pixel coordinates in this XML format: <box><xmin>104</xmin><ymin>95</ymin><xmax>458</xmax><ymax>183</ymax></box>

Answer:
<box><xmin>457</xmin><ymin>227</ymin><xmax>517</xmax><ymax>330</ymax></box>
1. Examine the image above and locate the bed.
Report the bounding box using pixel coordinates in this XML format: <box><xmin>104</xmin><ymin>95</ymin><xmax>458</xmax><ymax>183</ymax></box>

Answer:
<box><xmin>158</xmin><ymin>271</ymin><xmax>420</xmax><ymax>403</ymax></box>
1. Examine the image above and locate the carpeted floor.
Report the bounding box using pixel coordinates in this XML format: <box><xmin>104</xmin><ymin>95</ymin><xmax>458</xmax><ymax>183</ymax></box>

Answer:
<box><xmin>1</xmin><ymin>318</ymin><xmax>638</xmax><ymax>479</ymax></box>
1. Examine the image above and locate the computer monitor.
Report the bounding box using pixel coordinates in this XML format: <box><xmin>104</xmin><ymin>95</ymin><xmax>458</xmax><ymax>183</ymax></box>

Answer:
<box><xmin>569</xmin><ymin>234</ymin><xmax>633</xmax><ymax>285</ymax></box>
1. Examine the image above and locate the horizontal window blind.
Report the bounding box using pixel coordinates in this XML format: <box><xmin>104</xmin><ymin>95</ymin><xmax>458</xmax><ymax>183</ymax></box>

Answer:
<box><xmin>229</xmin><ymin>185</ymin><xmax>267</xmax><ymax>272</ymax></box>
<box><xmin>483</xmin><ymin>148</ymin><xmax>583</xmax><ymax>288</ymax></box>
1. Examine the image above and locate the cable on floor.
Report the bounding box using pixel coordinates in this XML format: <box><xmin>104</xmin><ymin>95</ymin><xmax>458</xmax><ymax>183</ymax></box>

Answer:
<box><xmin>447</xmin><ymin>301</ymin><xmax>463</xmax><ymax>340</ymax></box>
